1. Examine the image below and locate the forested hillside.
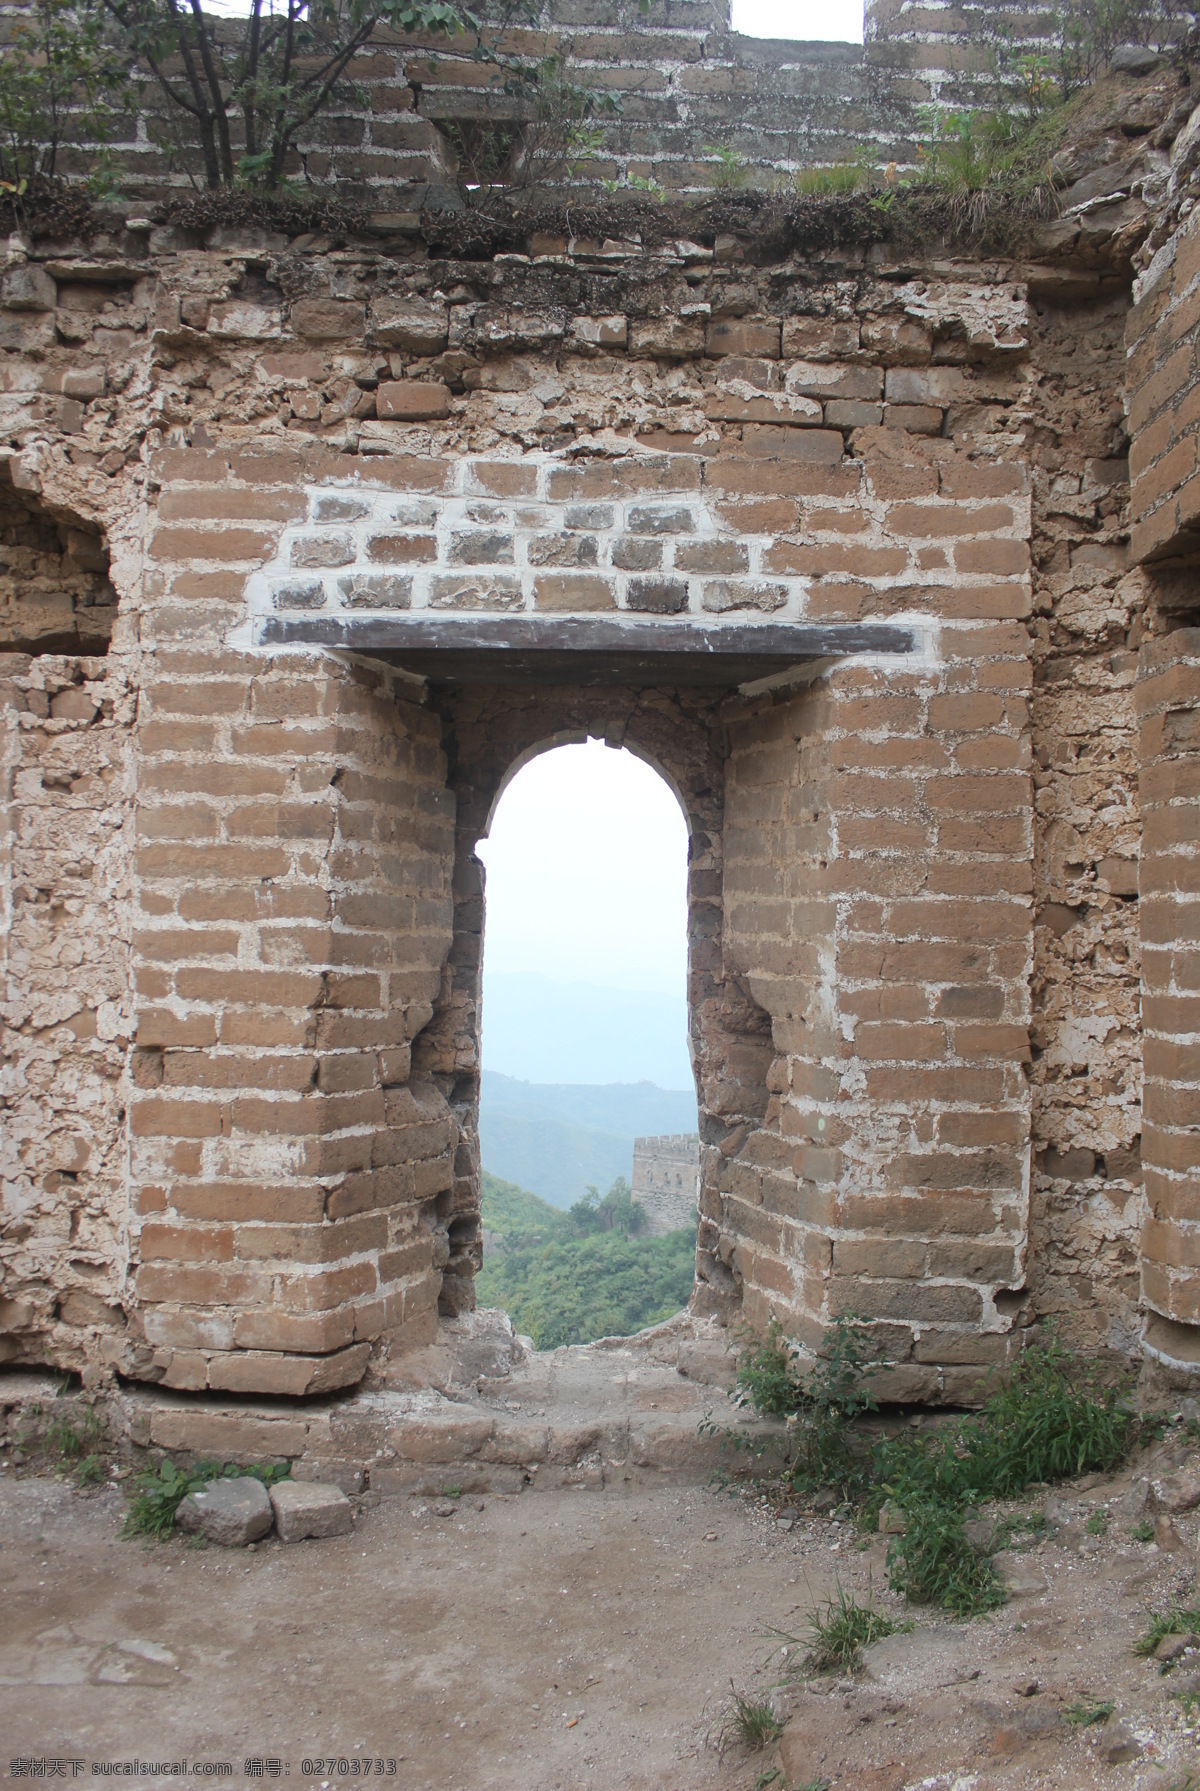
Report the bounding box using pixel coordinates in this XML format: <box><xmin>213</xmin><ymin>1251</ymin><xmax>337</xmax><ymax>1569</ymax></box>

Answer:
<box><xmin>476</xmin><ymin>1171</ymin><xmax>696</xmax><ymax>1349</ymax></box>
<box><xmin>478</xmin><ymin>1073</ymin><xmax>698</xmax><ymax>1209</ymax></box>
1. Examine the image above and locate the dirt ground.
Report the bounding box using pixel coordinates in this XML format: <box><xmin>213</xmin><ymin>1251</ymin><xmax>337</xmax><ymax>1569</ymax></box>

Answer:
<box><xmin>8</xmin><ymin>1418</ymin><xmax>1200</xmax><ymax>1789</ymax></box>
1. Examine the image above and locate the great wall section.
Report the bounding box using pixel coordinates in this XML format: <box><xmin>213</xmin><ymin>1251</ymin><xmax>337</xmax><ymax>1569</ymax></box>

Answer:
<box><xmin>4</xmin><ymin>0</ymin><xmax>1200</xmax><ymax>1422</ymax></box>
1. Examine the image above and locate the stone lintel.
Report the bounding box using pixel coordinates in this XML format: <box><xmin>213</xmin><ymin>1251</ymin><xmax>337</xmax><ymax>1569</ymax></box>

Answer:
<box><xmin>254</xmin><ymin>615</ymin><xmax>916</xmax><ymax>687</ymax></box>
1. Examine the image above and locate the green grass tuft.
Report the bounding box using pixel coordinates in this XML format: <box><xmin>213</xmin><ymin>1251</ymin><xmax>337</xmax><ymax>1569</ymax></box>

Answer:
<box><xmin>803</xmin><ymin>1583</ymin><xmax>900</xmax><ymax>1673</ymax></box>
<box><xmin>1064</xmin><ymin>1696</ymin><xmax>1115</xmax><ymax>1728</ymax></box>
<box><xmin>724</xmin><ymin>1685</ymin><xmax>782</xmax><ymax>1751</ymax></box>
<box><xmin>1134</xmin><ymin>1608</ymin><xmax>1200</xmax><ymax>1660</ymax></box>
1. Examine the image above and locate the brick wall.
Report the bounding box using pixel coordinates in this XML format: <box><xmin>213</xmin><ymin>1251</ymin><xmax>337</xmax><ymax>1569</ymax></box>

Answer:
<box><xmin>0</xmin><ymin>220</ymin><xmax>1162</xmax><ymax>1395</ymax></box>
<box><xmin>127</xmin><ymin>447</ymin><xmax>458</xmax><ymax>1394</ymax></box>
<box><xmin>720</xmin><ymin>606</ymin><xmax>1033</xmax><ymax>1398</ymax></box>
<box><xmin>0</xmin><ymin>0</ymin><xmax>1067</xmax><ymax>201</ymax></box>
<box><xmin>1138</xmin><ymin>630</ymin><xmax>1200</xmax><ymax>1350</ymax></box>
<box><xmin>1127</xmin><ymin>209</ymin><xmax>1200</xmax><ymax>567</ymax></box>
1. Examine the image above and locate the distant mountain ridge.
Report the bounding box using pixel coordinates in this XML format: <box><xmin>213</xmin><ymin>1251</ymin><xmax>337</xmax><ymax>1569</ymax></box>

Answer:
<box><xmin>480</xmin><ymin>972</ymin><xmax>692</xmax><ymax>1089</ymax></box>
<box><xmin>478</xmin><ymin>1071</ymin><xmax>699</xmax><ymax>1210</ymax></box>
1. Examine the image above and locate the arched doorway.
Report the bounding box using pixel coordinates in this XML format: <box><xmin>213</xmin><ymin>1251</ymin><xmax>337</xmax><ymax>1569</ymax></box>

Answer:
<box><xmin>473</xmin><ymin>738</ymin><xmax>698</xmax><ymax>1346</ymax></box>
<box><xmin>412</xmin><ymin>684</ymin><xmax>775</xmax><ymax>1329</ymax></box>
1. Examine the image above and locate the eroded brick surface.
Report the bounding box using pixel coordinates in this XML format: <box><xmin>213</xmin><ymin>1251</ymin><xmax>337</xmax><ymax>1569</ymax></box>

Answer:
<box><xmin>0</xmin><ymin>179</ymin><xmax>1189</xmax><ymax>1396</ymax></box>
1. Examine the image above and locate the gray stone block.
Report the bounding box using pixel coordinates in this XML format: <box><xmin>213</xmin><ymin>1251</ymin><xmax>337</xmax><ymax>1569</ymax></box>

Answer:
<box><xmin>270</xmin><ymin>1479</ymin><xmax>353</xmax><ymax>1542</ymax></box>
<box><xmin>176</xmin><ymin>1475</ymin><xmax>274</xmax><ymax>1546</ymax></box>
<box><xmin>2</xmin><ymin>265</ymin><xmax>57</xmax><ymax>312</ymax></box>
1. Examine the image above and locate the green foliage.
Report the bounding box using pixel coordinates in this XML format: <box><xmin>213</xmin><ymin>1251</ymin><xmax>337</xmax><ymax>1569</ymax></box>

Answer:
<box><xmin>802</xmin><ymin>1583</ymin><xmax>900</xmax><ymax>1674</ymax></box>
<box><xmin>885</xmin><ymin>1499</ymin><xmax>1006</xmax><ymax>1617</ymax></box>
<box><xmin>734</xmin><ymin>1316</ymin><xmax>878</xmax><ymax>1496</ymax></box>
<box><xmin>722</xmin><ymin>1685</ymin><xmax>782</xmax><ymax>1751</ymax></box>
<box><xmin>75</xmin><ymin>1453</ymin><xmax>106</xmax><ymax>1486</ymax></box>
<box><xmin>1063</xmin><ymin>1696</ymin><xmax>1115</xmax><ymax>1728</ymax></box>
<box><xmin>481</xmin><ymin>1169</ymin><xmax>563</xmax><ymax>1245</ymax></box>
<box><xmin>569</xmin><ymin>1175</ymin><xmax>645</xmax><ymax>1237</ymax></box>
<box><xmin>99</xmin><ymin>0</ymin><xmax>471</xmax><ymax>190</ymax></box>
<box><xmin>868</xmin><ymin>1339</ymin><xmax>1134</xmax><ymax>1617</ymax></box>
<box><xmin>46</xmin><ymin>1407</ymin><xmax>102</xmax><ymax>1460</ymax></box>
<box><xmin>915</xmin><ymin>107</ymin><xmax>1032</xmax><ymax>195</ymax></box>
<box><xmin>1085</xmin><ymin>1510</ymin><xmax>1109</xmax><ymax>1535</ymax></box>
<box><xmin>1130</xmin><ymin>1519</ymin><xmax>1156</xmax><ymax>1542</ymax></box>
<box><xmin>0</xmin><ymin>0</ymin><xmax>124</xmax><ymax>192</ymax></box>
<box><xmin>1134</xmin><ymin>1607</ymin><xmax>1200</xmax><ymax>1659</ymax></box>
<box><xmin>1051</xmin><ymin>0</ymin><xmax>1190</xmax><ymax>95</ymax></box>
<box><xmin>478</xmin><ymin>1224</ymin><xmax>695</xmax><ymax>1348</ymax></box>
<box><xmin>966</xmin><ymin>1337</ymin><xmax>1134</xmax><ymax>1492</ymax></box>
<box><xmin>478</xmin><ymin>1170</ymin><xmax>694</xmax><ymax>1348</ymax></box>
<box><xmin>123</xmin><ymin>1456</ymin><xmax>290</xmax><ymax>1539</ymax></box>
<box><xmin>736</xmin><ymin>1326</ymin><xmax>1134</xmax><ymax>1620</ymax></box>
<box><xmin>704</xmin><ymin>143</ymin><xmax>748</xmax><ymax>190</ymax></box>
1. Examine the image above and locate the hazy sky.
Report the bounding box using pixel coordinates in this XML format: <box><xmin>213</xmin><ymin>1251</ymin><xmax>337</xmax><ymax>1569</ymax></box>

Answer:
<box><xmin>202</xmin><ymin>0</ymin><xmax>865</xmax><ymax>39</ymax></box>
<box><xmin>476</xmin><ymin>740</ymin><xmax>689</xmax><ymax>1000</ymax></box>
<box><xmin>732</xmin><ymin>0</ymin><xmax>864</xmax><ymax>41</ymax></box>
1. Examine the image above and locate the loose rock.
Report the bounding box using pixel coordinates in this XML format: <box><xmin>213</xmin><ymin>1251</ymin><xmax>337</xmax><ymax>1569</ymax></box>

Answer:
<box><xmin>994</xmin><ymin>1556</ymin><xmax>1048</xmax><ymax>1598</ymax></box>
<box><xmin>1155</xmin><ymin>1514</ymin><xmax>1185</xmax><ymax>1552</ymax></box>
<box><xmin>176</xmin><ymin>1476</ymin><xmax>273</xmax><ymax>1547</ymax></box>
<box><xmin>269</xmin><ymin>1480</ymin><xmax>353</xmax><ymax>1542</ymax></box>
<box><xmin>1099</xmin><ymin>1719</ymin><xmax>1142</xmax><ymax>1764</ymax></box>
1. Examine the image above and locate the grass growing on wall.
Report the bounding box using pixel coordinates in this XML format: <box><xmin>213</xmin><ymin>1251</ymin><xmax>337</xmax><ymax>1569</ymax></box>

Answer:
<box><xmin>477</xmin><ymin>1170</ymin><xmax>696</xmax><ymax>1348</ymax></box>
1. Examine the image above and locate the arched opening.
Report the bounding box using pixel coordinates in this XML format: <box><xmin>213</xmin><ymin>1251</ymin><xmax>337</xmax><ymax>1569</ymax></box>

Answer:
<box><xmin>472</xmin><ymin>736</ymin><xmax>701</xmax><ymax>1348</ymax></box>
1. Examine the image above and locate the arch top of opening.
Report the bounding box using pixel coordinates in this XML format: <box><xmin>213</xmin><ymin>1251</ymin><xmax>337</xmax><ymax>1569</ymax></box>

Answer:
<box><xmin>730</xmin><ymin>0</ymin><xmax>864</xmax><ymax>45</ymax></box>
<box><xmin>475</xmin><ymin>734</ymin><xmax>695</xmax><ymax>1069</ymax></box>
<box><xmin>478</xmin><ymin>729</ymin><xmax>692</xmax><ymax>849</ymax></box>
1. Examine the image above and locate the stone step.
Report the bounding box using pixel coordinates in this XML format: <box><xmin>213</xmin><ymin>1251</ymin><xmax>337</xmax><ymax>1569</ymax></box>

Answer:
<box><xmin>108</xmin><ymin>1321</ymin><xmax>786</xmax><ymax>1495</ymax></box>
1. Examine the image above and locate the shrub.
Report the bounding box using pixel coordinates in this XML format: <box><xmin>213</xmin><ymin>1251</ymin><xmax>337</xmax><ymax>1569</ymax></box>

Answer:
<box><xmin>0</xmin><ymin>0</ymin><xmax>123</xmax><ymax>193</ymax></box>
<box><xmin>99</xmin><ymin>0</ymin><xmax>472</xmax><ymax>190</ymax></box>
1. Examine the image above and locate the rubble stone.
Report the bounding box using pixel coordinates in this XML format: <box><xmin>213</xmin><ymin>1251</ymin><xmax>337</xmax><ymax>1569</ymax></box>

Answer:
<box><xmin>175</xmin><ymin>1477</ymin><xmax>274</xmax><ymax>1547</ymax></box>
<box><xmin>269</xmin><ymin>1480</ymin><xmax>353</xmax><ymax>1542</ymax></box>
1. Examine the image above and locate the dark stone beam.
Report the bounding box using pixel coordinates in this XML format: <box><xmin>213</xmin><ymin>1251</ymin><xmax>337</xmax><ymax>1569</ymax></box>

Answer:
<box><xmin>254</xmin><ymin>615</ymin><xmax>916</xmax><ymax>688</ymax></box>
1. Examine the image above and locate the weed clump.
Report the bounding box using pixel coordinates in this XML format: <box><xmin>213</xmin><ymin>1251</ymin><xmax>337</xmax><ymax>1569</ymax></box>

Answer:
<box><xmin>720</xmin><ymin>1684</ymin><xmax>782</xmax><ymax>1751</ymax></box>
<box><xmin>123</xmin><ymin>1457</ymin><xmax>290</xmax><ymax>1539</ymax></box>
<box><xmin>1134</xmin><ymin>1607</ymin><xmax>1200</xmax><ymax>1661</ymax></box>
<box><xmin>732</xmin><ymin>1326</ymin><xmax>1136</xmax><ymax>1620</ymax></box>
<box><xmin>734</xmin><ymin>1315</ymin><xmax>879</xmax><ymax>1498</ymax></box>
<box><xmin>884</xmin><ymin>1500</ymin><xmax>1006</xmax><ymax>1618</ymax></box>
<box><xmin>1064</xmin><ymin>1696</ymin><xmax>1116</xmax><ymax>1728</ymax></box>
<box><xmin>802</xmin><ymin>1583</ymin><xmax>901</xmax><ymax>1673</ymax></box>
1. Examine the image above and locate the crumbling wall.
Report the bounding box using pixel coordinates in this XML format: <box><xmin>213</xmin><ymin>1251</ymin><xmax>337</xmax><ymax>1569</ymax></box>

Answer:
<box><xmin>0</xmin><ymin>185</ymin><xmax>1175</xmax><ymax>1391</ymax></box>
<box><xmin>1023</xmin><ymin>283</ymin><xmax>1147</xmax><ymax>1361</ymax></box>
<box><xmin>0</xmin><ymin>646</ymin><xmax>136</xmax><ymax>1378</ymax></box>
